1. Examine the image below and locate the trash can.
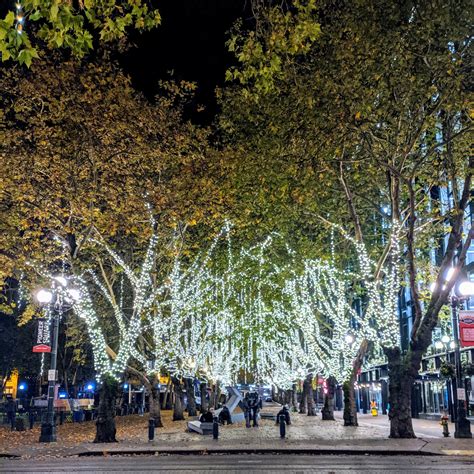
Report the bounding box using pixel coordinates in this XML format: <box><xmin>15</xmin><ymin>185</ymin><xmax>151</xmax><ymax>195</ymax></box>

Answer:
<box><xmin>15</xmin><ymin>416</ymin><xmax>27</xmax><ymax>431</ymax></box>
<box><xmin>73</xmin><ymin>409</ymin><xmax>84</xmax><ymax>423</ymax></box>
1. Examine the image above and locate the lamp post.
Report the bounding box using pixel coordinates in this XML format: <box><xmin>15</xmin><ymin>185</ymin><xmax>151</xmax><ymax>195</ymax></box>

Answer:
<box><xmin>431</xmin><ymin>272</ymin><xmax>473</xmax><ymax>438</ymax></box>
<box><xmin>451</xmin><ymin>290</ymin><xmax>472</xmax><ymax>438</ymax></box>
<box><xmin>36</xmin><ymin>277</ymin><xmax>79</xmax><ymax>443</ymax></box>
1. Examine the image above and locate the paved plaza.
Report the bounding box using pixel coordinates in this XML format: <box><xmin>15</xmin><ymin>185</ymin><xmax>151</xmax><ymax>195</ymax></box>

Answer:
<box><xmin>1</xmin><ymin>408</ymin><xmax>473</xmax><ymax>461</ymax></box>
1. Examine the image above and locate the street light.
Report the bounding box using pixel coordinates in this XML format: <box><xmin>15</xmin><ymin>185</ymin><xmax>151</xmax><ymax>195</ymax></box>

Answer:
<box><xmin>36</xmin><ymin>289</ymin><xmax>53</xmax><ymax>304</ymax></box>
<box><xmin>35</xmin><ymin>276</ymin><xmax>79</xmax><ymax>443</ymax></box>
<box><xmin>432</xmin><ymin>268</ymin><xmax>473</xmax><ymax>438</ymax></box>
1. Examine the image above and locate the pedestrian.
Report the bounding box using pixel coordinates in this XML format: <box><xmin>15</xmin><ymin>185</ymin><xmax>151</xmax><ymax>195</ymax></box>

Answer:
<box><xmin>275</xmin><ymin>405</ymin><xmax>291</xmax><ymax>425</ymax></box>
<box><xmin>218</xmin><ymin>405</ymin><xmax>232</xmax><ymax>425</ymax></box>
<box><xmin>243</xmin><ymin>393</ymin><xmax>251</xmax><ymax>428</ymax></box>
<box><xmin>199</xmin><ymin>409</ymin><xmax>214</xmax><ymax>423</ymax></box>
<box><xmin>6</xmin><ymin>396</ymin><xmax>16</xmax><ymax>431</ymax></box>
<box><xmin>247</xmin><ymin>391</ymin><xmax>262</xmax><ymax>427</ymax></box>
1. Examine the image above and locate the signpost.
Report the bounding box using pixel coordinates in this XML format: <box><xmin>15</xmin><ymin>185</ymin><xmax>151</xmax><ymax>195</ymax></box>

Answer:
<box><xmin>457</xmin><ymin>388</ymin><xmax>466</xmax><ymax>401</ymax></box>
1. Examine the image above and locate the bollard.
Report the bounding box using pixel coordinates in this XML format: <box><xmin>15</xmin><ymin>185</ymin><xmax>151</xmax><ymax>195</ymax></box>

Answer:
<box><xmin>279</xmin><ymin>414</ymin><xmax>286</xmax><ymax>439</ymax></box>
<box><xmin>60</xmin><ymin>411</ymin><xmax>65</xmax><ymax>425</ymax></box>
<box><xmin>213</xmin><ymin>416</ymin><xmax>219</xmax><ymax>440</ymax></box>
<box><xmin>148</xmin><ymin>418</ymin><xmax>155</xmax><ymax>441</ymax></box>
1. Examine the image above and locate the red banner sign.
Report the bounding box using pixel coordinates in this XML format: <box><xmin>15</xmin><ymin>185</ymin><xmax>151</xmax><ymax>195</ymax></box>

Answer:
<box><xmin>459</xmin><ymin>310</ymin><xmax>474</xmax><ymax>348</ymax></box>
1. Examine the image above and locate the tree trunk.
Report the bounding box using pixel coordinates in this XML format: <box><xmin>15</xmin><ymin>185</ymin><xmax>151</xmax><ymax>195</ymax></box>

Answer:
<box><xmin>321</xmin><ymin>376</ymin><xmax>336</xmax><ymax>421</ymax></box>
<box><xmin>185</xmin><ymin>378</ymin><xmax>197</xmax><ymax>416</ymax></box>
<box><xmin>172</xmin><ymin>377</ymin><xmax>185</xmax><ymax>421</ymax></box>
<box><xmin>214</xmin><ymin>381</ymin><xmax>221</xmax><ymax>409</ymax></box>
<box><xmin>299</xmin><ymin>379</ymin><xmax>307</xmax><ymax>414</ymax></box>
<box><xmin>162</xmin><ymin>380</ymin><xmax>172</xmax><ymax>410</ymax></box>
<box><xmin>209</xmin><ymin>384</ymin><xmax>216</xmax><ymax>408</ymax></box>
<box><xmin>94</xmin><ymin>375</ymin><xmax>118</xmax><ymax>443</ymax></box>
<box><xmin>63</xmin><ymin>370</ymin><xmax>69</xmax><ymax>394</ymax></box>
<box><xmin>126</xmin><ymin>368</ymin><xmax>163</xmax><ymax>428</ymax></box>
<box><xmin>291</xmin><ymin>384</ymin><xmax>298</xmax><ymax>411</ymax></box>
<box><xmin>386</xmin><ymin>347</ymin><xmax>416</xmax><ymax>438</ymax></box>
<box><xmin>149</xmin><ymin>383</ymin><xmax>163</xmax><ymax>427</ymax></box>
<box><xmin>200</xmin><ymin>381</ymin><xmax>208</xmax><ymax>413</ymax></box>
<box><xmin>306</xmin><ymin>375</ymin><xmax>317</xmax><ymax>416</ymax></box>
<box><xmin>343</xmin><ymin>380</ymin><xmax>358</xmax><ymax>426</ymax></box>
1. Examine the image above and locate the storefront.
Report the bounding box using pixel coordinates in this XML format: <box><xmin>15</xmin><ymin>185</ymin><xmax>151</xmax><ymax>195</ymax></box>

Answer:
<box><xmin>357</xmin><ymin>367</ymin><xmax>388</xmax><ymax>414</ymax></box>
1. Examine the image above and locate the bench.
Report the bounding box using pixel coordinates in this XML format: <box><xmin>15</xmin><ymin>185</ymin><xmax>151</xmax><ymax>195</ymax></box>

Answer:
<box><xmin>187</xmin><ymin>421</ymin><xmax>213</xmax><ymax>435</ymax></box>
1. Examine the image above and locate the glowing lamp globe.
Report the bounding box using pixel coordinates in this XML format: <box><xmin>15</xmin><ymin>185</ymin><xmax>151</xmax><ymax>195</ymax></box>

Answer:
<box><xmin>36</xmin><ymin>289</ymin><xmax>53</xmax><ymax>304</ymax></box>
<box><xmin>434</xmin><ymin>341</ymin><xmax>443</xmax><ymax>350</ymax></box>
<box><xmin>458</xmin><ymin>281</ymin><xmax>474</xmax><ymax>297</ymax></box>
<box><xmin>441</xmin><ymin>335</ymin><xmax>450</xmax><ymax>344</ymax></box>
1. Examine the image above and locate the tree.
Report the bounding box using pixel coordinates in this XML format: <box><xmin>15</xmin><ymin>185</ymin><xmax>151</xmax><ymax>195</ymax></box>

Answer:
<box><xmin>0</xmin><ymin>53</ymin><xmax>228</xmax><ymax>438</ymax></box>
<box><xmin>223</xmin><ymin>0</ymin><xmax>472</xmax><ymax>437</ymax></box>
<box><xmin>0</xmin><ymin>0</ymin><xmax>160</xmax><ymax>66</ymax></box>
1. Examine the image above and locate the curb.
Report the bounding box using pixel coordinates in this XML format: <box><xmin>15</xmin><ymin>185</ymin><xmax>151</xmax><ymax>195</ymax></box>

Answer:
<box><xmin>75</xmin><ymin>447</ymin><xmax>441</xmax><ymax>457</ymax></box>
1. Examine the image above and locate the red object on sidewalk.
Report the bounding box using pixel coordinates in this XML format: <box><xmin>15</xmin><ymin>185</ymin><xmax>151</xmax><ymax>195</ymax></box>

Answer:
<box><xmin>459</xmin><ymin>310</ymin><xmax>474</xmax><ymax>348</ymax></box>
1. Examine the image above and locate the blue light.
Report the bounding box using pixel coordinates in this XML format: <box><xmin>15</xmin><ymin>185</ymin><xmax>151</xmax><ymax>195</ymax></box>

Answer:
<box><xmin>58</xmin><ymin>392</ymin><xmax>67</xmax><ymax>399</ymax></box>
<box><xmin>18</xmin><ymin>383</ymin><xmax>26</xmax><ymax>390</ymax></box>
<box><xmin>123</xmin><ymin>383</ymin><xmax>129</xmax><ymax>389</ymax></box>
<box><xmin>86</xmin><ymin>383</ymin><xmax>94</xmax><ymax>391</ymax></box>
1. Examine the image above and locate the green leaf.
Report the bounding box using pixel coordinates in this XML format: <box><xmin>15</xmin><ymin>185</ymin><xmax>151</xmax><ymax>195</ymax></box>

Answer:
<box><xmin>30</xmin><ymin>11</ymin><xmax>42</xmax><ymax>21</ymax></box>
<box><xmin>50</xmin><ymin>2</ymin><xmax>59</xmax><ymax>21</ymax></box>
<box><xmin>5</xmin><ymin>11</ymin><xmax>15</xmax><ymax>27</ymax></box>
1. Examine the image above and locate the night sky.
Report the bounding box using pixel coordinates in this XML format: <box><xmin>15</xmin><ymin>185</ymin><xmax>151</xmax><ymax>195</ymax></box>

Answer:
<box><xmin>120</xmin><ymin>0</ymin><xmax>251</xmax><ymax>123</ymax></box>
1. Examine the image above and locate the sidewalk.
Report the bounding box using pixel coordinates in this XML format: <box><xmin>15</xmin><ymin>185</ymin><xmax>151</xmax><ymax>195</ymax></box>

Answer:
<box><xmin>1</xmin><ymin>411</ymin><xmax>472</xmax><ymax>460</ymax></box>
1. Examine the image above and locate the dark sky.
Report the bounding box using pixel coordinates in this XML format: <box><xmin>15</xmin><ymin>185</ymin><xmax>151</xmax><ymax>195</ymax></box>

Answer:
<box><xmin>120</xmin><ymin>0</ymin><xmax>251</xmax><ymax>123</ymax></box>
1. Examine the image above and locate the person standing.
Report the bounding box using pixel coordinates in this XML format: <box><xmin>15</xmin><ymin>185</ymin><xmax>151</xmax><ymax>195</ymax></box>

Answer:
<box><xmin>6</xmin><ymin>396</ymin><xmax>16</xmax><ymax>431</ymax></box>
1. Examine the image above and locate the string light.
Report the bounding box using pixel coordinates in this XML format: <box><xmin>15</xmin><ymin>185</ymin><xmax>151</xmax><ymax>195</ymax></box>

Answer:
<box><xmin>39</xmin><ymin>205</ymin><xmax>401</xmax><ymax>392</ymax></box>
<box><xmin>15</xmin><ymin>2</ymin><xmax>23</xmax><ymax>34</ymax></box>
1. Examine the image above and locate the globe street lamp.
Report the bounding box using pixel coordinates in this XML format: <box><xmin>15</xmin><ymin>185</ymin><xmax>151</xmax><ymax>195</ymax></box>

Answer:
<box><xmin>432</xmin><ymin>268</ymin><xmax>473</xmax><ymax>438</ymax></box>
<box><xmin>450</xmin><ymin>281</ymin><xmax>473</xmax><ymax>438</ymax></box>
<box><xmin>35</xmin><ymin>276</ymin><xmax>79</xmax><ymax>443</ymax></box>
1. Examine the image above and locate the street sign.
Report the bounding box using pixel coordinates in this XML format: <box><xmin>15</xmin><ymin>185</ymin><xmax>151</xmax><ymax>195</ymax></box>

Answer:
<box><xmin>457</xmin><ymin>388</ymin><xmax>466</xmax><ymax>401</ymax></box>
<box><xmin>33</xmin><ymin>318</ymin><xmax>51</xmax><ymax>353</ymax></box>
<box><xmin>459</xmin><ymin>310</ymin><xmax>474</xmax><ymax>348</ymax></box>
<box><xmin>48</xmin><ymin>370</ymin><xmax>57</xmax><ymax>381</ymax></box>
